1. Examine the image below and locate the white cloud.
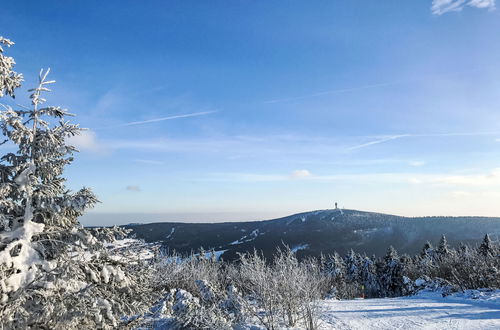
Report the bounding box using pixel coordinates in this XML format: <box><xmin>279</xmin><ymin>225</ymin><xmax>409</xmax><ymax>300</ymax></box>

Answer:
<box><xmin>431</xmin><ymin>0</ymin><xmax>495</xmax><ymax>15</ymax></box>
<box><xmin>408</xmin><ymin>160</ymin><xmax>426</xmax><ymax>167</ymax></box>
<box><xmin>290</xmin><ymin>169</ymin><xmax>312</xmax><ymax>178</ymax></box>
<box><xmin>433</xmin><ymin>168</ymin><xmax>500</xmax><ymax>186</ymax></box>
<box><xmin>126</xmin><ymin>185</ymin><xmax>141</xmax><ymax>192</ymax></box>
<box><xmin>67</xmin><ymin>130</ymin><xmax>104</xmax><ymax>153</ymax></box>
<box><xmin>469</xmin><ymin>0</ymin><xmax>496</xmax><ymax>8</ymax></box>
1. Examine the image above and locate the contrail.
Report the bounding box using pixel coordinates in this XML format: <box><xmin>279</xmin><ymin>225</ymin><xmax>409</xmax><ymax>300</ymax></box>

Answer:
<box><xmin>347</xmin><ymin>135</ymin><xmax>409</xmax><ymax>150</ymax></box>
<box><xmin>263</xmin><ymin>82</ymin><xmax>397</xmax><ymax>104</ymax></box>
<box><xmin>95</xmin><ymin>110</ymin><xmax>217</xmax><ymax>129</ymax></box>
<box><xmin>348</xmin><ymin>131</ymin><xmax>500</xmax><ymax>150</ymax></box>
<box><xmin>410</xmin><ymin>131</ymin><xmax>500</xmax><ymax>138</ymax></box>
<box><xmin>263</xmin><ymin>67</ymin><xmax>493</xmax><ymax>104</ymax></box>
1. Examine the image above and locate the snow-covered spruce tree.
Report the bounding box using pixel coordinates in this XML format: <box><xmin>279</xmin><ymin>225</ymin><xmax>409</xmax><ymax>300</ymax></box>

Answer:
<box><xmin>0</xmin><ymin>36</ymin><xmax>158</xmax><ymax>329</ymax></box>
<box><xmin>437</xmin><ymin>235</ymin><xmax>450</xmax><ymax>257</ymax></box>
<box><xmin>479</xmin><ymin>234</ymin><xmax>494</xmax><ymax>257</ymax></box>
<box><xmin>378</xmin><ymin>246</ymin><xmax>410</xmax><ymax>297</ymax></box>
<box><xmin>0</xmin><ymin>37</ymin><xmax>22</xmax><ymax>98</ymax></box>
<box><xmin>359</xmin><ymin>255</ymin><xmax>379</xmax><ymax>298</ymax></box>
<box><xmin>322</xmin><ymin>252</ymin><xmax>358</xmax><ymax>299</ymax></box>
<box><xmin>344</xmin><ymin>249</ymin><xmax>361</xmax><ymax>284</ymax></box>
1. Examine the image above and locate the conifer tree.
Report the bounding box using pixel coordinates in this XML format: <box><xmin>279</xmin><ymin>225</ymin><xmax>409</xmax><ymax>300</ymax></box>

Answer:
<box><xmin>437</xmin><ymin>235</ymin><xmax>449</xmax><ymax>256</ymax></box>
<box><xmin>344</xmin><ymin>249</ymin><xmax>361</xmax><ymax>282</ymax></box>
<box><xmin>0</xmin><ymin>37</ymin><xmax>22</xmax><ymax>98</ymax></box>
<box><xmin>0</xmin><ymin>58</ymin><xmax>98</xmax><ymax>303</ymax></box>
<box><xmin>379</xmin><ymin>246</ymin><xmax>408</xmax><ymax>297</ymax></box>
<box><xmin>479</xmin><ymin>234</ymin><xmax>493</xmax><ymax>257</ymax></box>
<box><xmin>359</xmin><ymin>255</ymin><xmax>378</xmax><ymax>297</ymax></box>
<box><xmin>0</xmin><ymin>35</ymin><xmax>158</xmax><ymax>329</ymax></box>
<box><xmin>420</xmin><ymin>241</ymin><xmax>434</xmax><ymax>259</ymax></box>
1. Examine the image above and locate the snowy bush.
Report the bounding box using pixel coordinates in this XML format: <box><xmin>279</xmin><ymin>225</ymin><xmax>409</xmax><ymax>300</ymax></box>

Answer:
<box><xmin>140</xmin><ymin>250</ymin><xmax>240</xmax><ymax>328</ymax></box>
<box><xmin>139</xmin><ymin>247</ymin><xmax>324</xmax><ymax>329</ymax></box>
<box><xmin>152</xmin><ymin>249</ymin><xmax>228</xmax><ymax>297</ymax></box>
<box><xmin>235</xmin><ymin>247</ymin><xmax>323</xmax><ymax>330</ymax></box>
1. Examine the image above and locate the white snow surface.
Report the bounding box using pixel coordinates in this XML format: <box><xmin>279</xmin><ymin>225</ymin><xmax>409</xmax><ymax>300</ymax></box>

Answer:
<box><xmin>318</xmin><ymin>290</ymin><xmax>500</xmax><ymax>330</ymax></box>
<box><xmin>165</xmin><ymin>227</ymin><xmax>175</xmax><ymax>239</ymax></box>
<box><xmin>291</xmin><ymin>243</ymin><xmax>309</xmax><ymax>253</ymax></box>
<box><xmin>140</xmin><ymin>289</ymin><xmax>500</xmax><ymax>329</ymax></box>
<box><xmin>229</xmin><ymin>229</ymin><xmax>260</xmax><ymax>245</ymax></box>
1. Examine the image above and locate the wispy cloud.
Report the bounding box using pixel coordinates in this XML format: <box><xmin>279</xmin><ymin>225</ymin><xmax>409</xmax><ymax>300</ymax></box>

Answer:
<box><xmin>209</xmin><ymin>173</ymin><xmax>288</xmax><ymax>182</ymax></box>
<box><xmin>415</xmin><ymin>131</ymin><xmax>500</xmax><ymax>137</ymax></box>
<box><xmin>290</xmin><ymin>169</ymin><xmax>312</xmax><ymax>178</ymax></box>
<box><xmin>208</xmin><ymin>167</ymin><xmax>500</xmax><ymax>188</ymax></box>
<box><xmin>263</xmin><ymin>82</ymin><xmax>397</xmax><ymax>104</ymax></box>
<box><xmin>431</xmin><ymin>0</ymin><xmax>496</xmax><ymax>15</ymax></box>
<box><xmin>104</xmin><ymin>135</ymin><xmax>345</xmax><ymax>156</ymax></box>
<box><xmin>91</xmin><ymin>89</ymin><xmax>122</xmax><ymax>115</ymax></box>
<box><xmin>405</xmin><ymin>168</ymin><xmax>500</xmax><ymax>187</ymax></box>
<box><xmin>126</xmin><ymin>185</ymin><xmax>141</xmax><ymax>192</ymax></box>
<box><xmin>82</xmin><ymin>130</ymin><xmax>500</xmax><ymax>158</ymax></box>
<box><xmin>433</xmin><ymin>168</ymin><xmax>500</xmax><ymax>186</ymax></box>
<box><xmin>208</xmin><ymin>171</ymin><xmax>418</xmax><ymax>184</ymax></box>
<box><xmin>67</xmin><ymin>130</ymin><xmax>106</xmax><ymax>153</ymax></box>
<box><xmin>96</xmin><ymin>111</ymin><xmax>217</xmax><ymax>129</ymax></box>
<box><xmin>133</xmin><ymin>159</ymin><xmax>165</xmax><ymax>165</ymax></box>
<box><xmin>409</xmin><ymin>160</ymin><xmax>426</xmax><ymax>167</ymax></box>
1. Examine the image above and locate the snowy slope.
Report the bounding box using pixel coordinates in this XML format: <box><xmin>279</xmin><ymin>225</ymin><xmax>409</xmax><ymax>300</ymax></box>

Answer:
<box><xmin>319</xmin><ymin>290</ymin><xmax>500</xmax><ymax>330</ymax></box>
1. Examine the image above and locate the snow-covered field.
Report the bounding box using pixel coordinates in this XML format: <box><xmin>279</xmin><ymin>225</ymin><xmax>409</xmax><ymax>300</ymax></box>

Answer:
<box><xmin>319</xmin><ymin>291</ymin><xmax>500</xmax><ymax>330</ymax></box>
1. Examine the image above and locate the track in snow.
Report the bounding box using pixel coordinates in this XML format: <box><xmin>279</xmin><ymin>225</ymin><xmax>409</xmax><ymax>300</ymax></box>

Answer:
<box><xmin>319</xmin><ymin>294</ymin><xmax>500</xmax><ymax>330</ymax></box>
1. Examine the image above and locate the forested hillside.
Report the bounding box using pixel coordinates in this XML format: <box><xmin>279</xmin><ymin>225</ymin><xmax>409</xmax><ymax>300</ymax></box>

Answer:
<box><xmin>126</xmin><ymin>209</ymin><xmax>500</xmax><ymax>260</ymax></box>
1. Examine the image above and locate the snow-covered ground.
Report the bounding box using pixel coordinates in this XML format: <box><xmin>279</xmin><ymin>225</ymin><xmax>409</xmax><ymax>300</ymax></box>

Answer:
<box><xmin>319</xmin><ymin>290</ymin><xmax>500</xmax><ymax>329</ymax></box>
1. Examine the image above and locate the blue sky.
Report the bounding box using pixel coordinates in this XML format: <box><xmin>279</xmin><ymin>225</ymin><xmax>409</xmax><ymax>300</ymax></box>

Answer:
<box><xmin>2</xmin><ymin>0</ymin><xmax>500</xmax><ymax>225</ymax></box>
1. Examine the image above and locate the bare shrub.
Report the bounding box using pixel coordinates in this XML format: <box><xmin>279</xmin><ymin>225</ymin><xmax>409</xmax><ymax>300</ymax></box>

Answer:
<box><xmin>235</xmin><ymin>247</ymin><xmax>323</xmax><ymax>330</ymax></box>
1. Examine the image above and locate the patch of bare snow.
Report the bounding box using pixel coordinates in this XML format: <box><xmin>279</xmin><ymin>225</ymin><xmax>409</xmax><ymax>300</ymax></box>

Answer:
<box><xmin>229</xmin><ymin>229</ymin><xmax>261</xmax><ymax>245</ymax></box>
<box><xmin>291</xmin><ymin>244</ymin><xmax>309</xmax><ymax>253</ymax></box>
<box><xmin>318</xmin><ymin>290</ymin><xmax>500</xmax><ymax>329</ymax></box>
<box><xmin>165</xmin><ymin>227</ymin><xmax>175</xmax><ymax>239</ymax></box>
